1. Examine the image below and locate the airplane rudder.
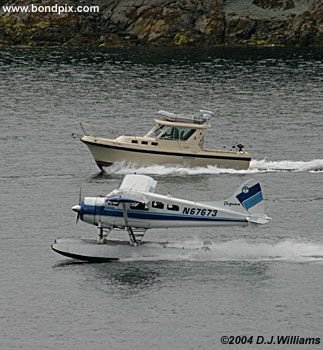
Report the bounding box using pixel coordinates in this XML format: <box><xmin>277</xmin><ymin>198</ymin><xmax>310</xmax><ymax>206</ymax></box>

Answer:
<box><xmin>236</xmin><ymin>181</ymin><xmax>264</xmax><ymax>211</ymax></box>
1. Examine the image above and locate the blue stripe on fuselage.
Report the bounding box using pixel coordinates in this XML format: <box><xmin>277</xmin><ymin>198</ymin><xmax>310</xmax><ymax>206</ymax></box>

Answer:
<box><xmin>80</xmin><ymin>204</ymin><xmax>247</xmax><ymax>222</ymax></box>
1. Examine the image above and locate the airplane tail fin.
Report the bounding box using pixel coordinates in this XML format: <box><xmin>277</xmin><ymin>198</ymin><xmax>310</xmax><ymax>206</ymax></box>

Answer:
<box><xmin>225</xmin><ymin>179</ymin><xmax>271</xmax><ymax>224</ymax></box>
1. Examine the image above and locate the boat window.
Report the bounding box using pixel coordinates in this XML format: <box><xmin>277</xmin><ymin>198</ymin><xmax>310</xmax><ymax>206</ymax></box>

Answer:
<box><xmin>178</xmin><ymin>128</ymin><xmax>196</xmax><ymax>140</ymax></box>
<box><xmin>131</xmin><ymin>140</ymin><xmax>138</xmax><ymax>144</ymax></box>
<box><xmin>160</xmin><ymin>127</ymin><xmax>196</xmax><ymax>141</ymax></box>
<box><xmin>167</xmin><ymin>204</ymin><xmax>179</xmax><ymax>211</ymax></box>
<box><xmin>160</xmin><ymin>127</ymin><xmax>179</xmax><ymax>140</ymax></box>
<box><xmin>141</xmin><ymin>141</ymin><xmax>148</xmax><ymax>145</ymax></box>
<box><xmin>151</xmin><ymin>142</ymin><xmax>158</xmax><ymax>146</ymax></box>
<box><xmin>130</xmin><ymin>202</ymin><xmax>148</xmax><ymax>211</ymax></box>
<box><xmin>152</xmin><ymin>201</ymin><xmax>164</xmax><ymax>209</ymax></box>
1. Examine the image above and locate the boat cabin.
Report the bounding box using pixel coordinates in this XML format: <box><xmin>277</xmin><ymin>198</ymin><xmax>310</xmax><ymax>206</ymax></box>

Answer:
<box><xmin>144</xmin><ymin>110</ymin><xmax>211</xmax><ymax>143</ymax></box>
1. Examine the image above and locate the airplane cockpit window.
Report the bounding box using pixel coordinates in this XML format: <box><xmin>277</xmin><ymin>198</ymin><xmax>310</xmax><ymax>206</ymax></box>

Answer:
<box><xmin>152</xmin><ymin>201</ymin><xmax>164</xmax><ymax>209</ymax></box>
<box><xmin>167</xmin><ymin>204</ymin><xmax>179</xmax><ymax>211</ymax></box>
<box><xmin>130</xmin><ymin>202</ymin><xmax>148</xmax><ymax>211</ymax></box>
<box><xmin>105</xmin><ymin>201</ymin><xmax>119</xmax><ymax>207</ymax></box>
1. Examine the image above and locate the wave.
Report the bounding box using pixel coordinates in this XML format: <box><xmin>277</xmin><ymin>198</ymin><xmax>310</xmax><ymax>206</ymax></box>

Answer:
<box><xmin>252</xmin><ymin>159</ymin><xmax>323</xmax><ymax>173</ymax></box>
<box><xmin>123</xmin><ymin>239</ymin><xmax>323</xmax><ymax>262</ymax></box>
<box><xmin>106</xmin><ymin>159</ymin><xmax>323</xmax><ymax>175</ymax></box>
<box><xmin>187</xmin><ymin>239</ymin><xmax>323</xmax><ymax>262</ymax></box>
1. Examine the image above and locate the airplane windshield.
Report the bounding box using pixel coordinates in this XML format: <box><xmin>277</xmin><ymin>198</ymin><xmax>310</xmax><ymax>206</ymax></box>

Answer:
<box><xmin>130</xmin><ymin>202</ymin><xmax>148</xmax><ymax>210</ymax></box>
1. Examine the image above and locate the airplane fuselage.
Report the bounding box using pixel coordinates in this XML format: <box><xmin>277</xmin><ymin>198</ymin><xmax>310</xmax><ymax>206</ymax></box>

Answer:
<box><xmin>79</xmin><ymin>192</ymin><xmax>249</xmax><ymax>229</ymax></box>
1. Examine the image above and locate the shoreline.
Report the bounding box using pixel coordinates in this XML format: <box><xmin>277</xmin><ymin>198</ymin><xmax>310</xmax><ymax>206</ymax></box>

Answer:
<box><xmin>1</xmin><ymin>0</ymin><xmax>322</xmax><ymax>48</ymax></box>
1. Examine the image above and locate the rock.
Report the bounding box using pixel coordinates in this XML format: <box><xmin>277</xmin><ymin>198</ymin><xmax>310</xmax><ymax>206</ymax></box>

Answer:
<box><xmin>252</xmin><ymin>0</ymin><xmax>295</xmax><ymax>10</ymax></box>
<box><xmin>0</xmin><ymin>0</ymin><xmax>322</xmax><ymax>46</ymax></box>
<box><xmin>225</xmin><ymin>15</ymin><xmax>256</xmax><ymax>43</ymax></box>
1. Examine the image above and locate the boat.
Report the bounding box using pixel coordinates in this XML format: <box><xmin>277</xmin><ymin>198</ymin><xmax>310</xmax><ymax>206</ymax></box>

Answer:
<box><xmin>77</xmin><ymin>110</ymin><xmax>251</xmax><ymax>170</ymax></box>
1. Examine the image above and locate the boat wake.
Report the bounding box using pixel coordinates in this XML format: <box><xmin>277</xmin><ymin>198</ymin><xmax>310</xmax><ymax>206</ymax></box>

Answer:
<box><xmin>122</xmin><ymin>239</ymin><xmax>323</xmax><ymax>262</ymax></box>
<box><xmin>253</xmin><ymin>159</ymin><xmax>323</xmax><ymax>173</ymax></box>
<box><xmin>106</xmin><ymin>159</ymin><xmax>323</xmax><ymax>176</ymax></box>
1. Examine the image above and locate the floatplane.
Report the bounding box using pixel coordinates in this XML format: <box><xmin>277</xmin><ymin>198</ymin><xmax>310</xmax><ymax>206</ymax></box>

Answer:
<box><xmin>51</xmin><ymin>174</ymin><xmax>271</xmax><ymax>261</ymax></box>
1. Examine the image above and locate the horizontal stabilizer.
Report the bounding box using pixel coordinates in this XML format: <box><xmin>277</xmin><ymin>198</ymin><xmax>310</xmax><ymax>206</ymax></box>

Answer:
<box><xmin>247</xmin><ymin>215</ymin><xmax>272</xmax><ymax>225</ymax></box>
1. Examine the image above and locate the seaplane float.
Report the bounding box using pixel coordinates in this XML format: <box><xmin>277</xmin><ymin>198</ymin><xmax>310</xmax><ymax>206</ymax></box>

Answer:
<box><xmin>76</xmin><ymin>110</ymin><xmax>251</xmax><ymax>171</ymax></box>
<box><xmin>51</xmin><ymin>174</ymin><xmax>271</xmax><ymax>261</ymax></box>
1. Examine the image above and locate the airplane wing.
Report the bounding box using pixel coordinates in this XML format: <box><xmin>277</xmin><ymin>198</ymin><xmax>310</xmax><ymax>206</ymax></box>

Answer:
<box><xmin>106</xmin><ymin>190</ymin><xmax>149</xmax><ymax>204</ymax></box>
<box><xmin>105</xmin><ymin>175</ymin><xmax>156</xmax><ymax>204</ymax></box>
<box><xmin>118</xmin><ymin>174</ymin><xmax>157</xmax><ymax>193</ymax></box>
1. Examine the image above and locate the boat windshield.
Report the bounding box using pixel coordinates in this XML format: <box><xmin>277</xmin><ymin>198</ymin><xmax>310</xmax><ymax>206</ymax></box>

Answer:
<box><xmin>159</xmin><ymin>127</ymin><xmax>196</xmax><ymax>141</ymax></box>
<box><xmin>145</xmin><ymin>125</ymin><xmax>165</xmax><ymax>138</ymax></box>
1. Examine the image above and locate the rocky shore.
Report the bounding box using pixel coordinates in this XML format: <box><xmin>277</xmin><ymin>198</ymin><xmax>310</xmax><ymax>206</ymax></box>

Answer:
<box><xmin>0</xmin><ymin>0</ymin><xmax>322</xmax><ymax>47</ymax></box>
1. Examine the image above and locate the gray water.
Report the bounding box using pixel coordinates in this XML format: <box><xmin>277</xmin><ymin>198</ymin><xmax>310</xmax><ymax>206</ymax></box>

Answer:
<box><xmin>1</xmin><ymin>47</ymin><xmax>323</xmax><ymax>350</ymax></box>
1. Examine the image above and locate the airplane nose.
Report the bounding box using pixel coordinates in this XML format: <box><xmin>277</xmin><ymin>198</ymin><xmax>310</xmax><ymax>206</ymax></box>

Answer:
<box><xmin>72</xmin><ymin>204</ymin><xmax>81</xmax><ymax>213</ymax></box>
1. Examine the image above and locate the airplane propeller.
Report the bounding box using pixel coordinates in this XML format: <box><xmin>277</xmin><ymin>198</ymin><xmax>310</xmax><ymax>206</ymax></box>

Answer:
<box><xmin>72</xmin><ymin>187</ymin><xmax>82</xmax><ymax>223</ymax></box>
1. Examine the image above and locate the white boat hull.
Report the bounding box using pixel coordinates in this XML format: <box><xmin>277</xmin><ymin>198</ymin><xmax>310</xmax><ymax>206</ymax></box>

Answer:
<box><xmin>81</xmin><ymin>138</ymin><xmax>251</xmax><ymax>170</ymax></box>
<box><xmin>51</xmin><ymin>238</ymin><xmax>196</xmax><ymax>262</ymax></box>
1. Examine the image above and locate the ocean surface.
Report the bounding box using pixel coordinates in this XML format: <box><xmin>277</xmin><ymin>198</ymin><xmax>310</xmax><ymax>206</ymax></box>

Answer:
<box><xmin>0</xmin><ymin>47</ymin><xmax>322</xmax><ymax>350</ymax></box>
